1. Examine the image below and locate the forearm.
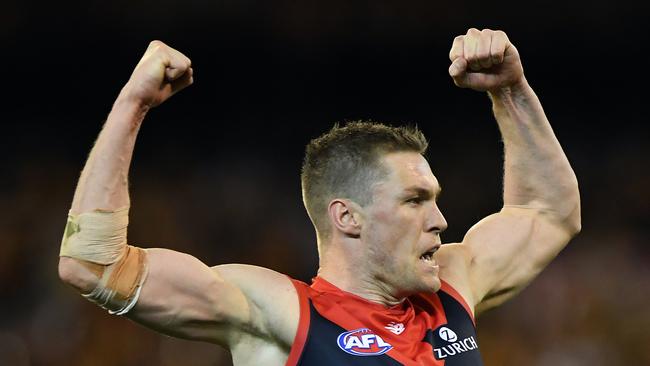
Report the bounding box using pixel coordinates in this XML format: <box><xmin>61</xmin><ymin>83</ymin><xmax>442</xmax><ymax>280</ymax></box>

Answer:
<box><xmin>60</xmin><ymin>92</ymin><xmax>148</xmax><ymax>292</ymax></box>
<box><xmin>70</xmin><ymin>93</ymin><xmax>148</xmax><ymax>214</ymax></box>
<box><xmin>60</xmin><ymin>41</ymin><xmax>195</xmax><ymax>318</ymax></box>
<box><xmin>489</xmin><ymin>78</ymin><xmax>580</xmax><ymax>227</ymax></box>
<box><xmin>70</xmin><ymin>39</ymin><xmax>193</xmax><ymax>214</ymax></box>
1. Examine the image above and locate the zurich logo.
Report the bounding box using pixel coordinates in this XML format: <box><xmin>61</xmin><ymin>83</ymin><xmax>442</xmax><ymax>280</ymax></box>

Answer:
<box><xmin>438</xmin><ymin>327</ymin><xmax>458</xmax><ymax>342</ymax></box>
<box><xmin>337</xmin><ymin>328</ymin><xmax>393</xmax><ymax>356</ymax></box>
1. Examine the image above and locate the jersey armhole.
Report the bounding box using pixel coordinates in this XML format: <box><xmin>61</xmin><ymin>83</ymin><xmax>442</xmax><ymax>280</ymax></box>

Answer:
<box><xmin>285</xmin><ymin>278</ymin><xmax>311</xmax><ymax>366</ymax></box>
<box><xmin>440</xmin><ymin>280</ymin><xmax>476</xmax><ymax>325</ymax></box>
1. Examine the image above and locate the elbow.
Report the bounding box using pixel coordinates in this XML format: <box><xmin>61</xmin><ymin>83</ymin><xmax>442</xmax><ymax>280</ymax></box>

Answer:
<box><xmin>568</xmin><ymin>176</ymin><xmax>582</xmax><ymax>235</ymax></box>
<box><xmin>563</xmin><ymin>191</ymin><xmax>582</xmax><ymax>237</ymax></box>
<box><xmin>58</xmin><ymin>256</ymin><xmax>99</xmax><ymax>293</ymax></box>
<box><xmin>532</xmin><ymin>190</ymin><xmax>582</xmax><ymax>237</ymax></box>
<box><xmin>58</xmin><ymin>256</ymin><xmax>78</xmax><ymax>284</ymax></box>
<box><xmin>567</xmin><ymin>208</ymin><xmax>581</xmax><ymax>237</ymax></box>
<box><xmin>555</xmin><ymin>176</ymin><xmax>581</xmax><ymax>237</ymax></box>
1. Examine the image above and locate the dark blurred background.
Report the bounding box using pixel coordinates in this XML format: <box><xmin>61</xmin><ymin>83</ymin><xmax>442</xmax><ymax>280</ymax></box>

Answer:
<box><xmin>1</xmin><ymin>1</ymin><xmax>649</xmax><ymax>365</ymax></box>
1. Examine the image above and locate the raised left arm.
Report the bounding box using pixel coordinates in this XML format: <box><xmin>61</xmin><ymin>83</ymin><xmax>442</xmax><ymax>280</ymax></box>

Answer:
<box><xmin>442</xmin><ymin>28</ymin><xmax>581</xmax><ymax>315</ymax></box>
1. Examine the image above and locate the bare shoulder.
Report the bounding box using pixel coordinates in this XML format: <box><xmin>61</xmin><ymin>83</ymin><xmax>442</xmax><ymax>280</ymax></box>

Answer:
<box><xmin>212</xmin><ymin>264</ymin><xmax>300</xmax><ymax>348</ymax></box>
<box><xmin>435</xmin><ymin>243</ymin><xmax>476</xmax><ymax>314</ymax></box>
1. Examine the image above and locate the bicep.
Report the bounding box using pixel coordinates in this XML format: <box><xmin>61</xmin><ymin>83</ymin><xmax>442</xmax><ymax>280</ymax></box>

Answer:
<box><xmin>460</xmin><ymin>206</ymin><xmax>574</xmax><ymax>313</ymax></box>
<box><xmin>127</xmin><ymin>248</ymin><xmax>253</xmax><ymax>345</ymax></box>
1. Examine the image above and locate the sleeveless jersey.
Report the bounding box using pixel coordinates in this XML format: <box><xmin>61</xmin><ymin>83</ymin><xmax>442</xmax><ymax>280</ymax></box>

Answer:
<box><xmin>285</xmin><ymin>277</ymin><xmax>483</xmax><ymax>366</ymax></box>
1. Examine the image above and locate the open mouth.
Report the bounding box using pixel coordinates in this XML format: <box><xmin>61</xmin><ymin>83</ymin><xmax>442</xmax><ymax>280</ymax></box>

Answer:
<box><xmin>419</xmin><ymin>246</ymin><xmax>440</xmax><ymax>262</ymax></box>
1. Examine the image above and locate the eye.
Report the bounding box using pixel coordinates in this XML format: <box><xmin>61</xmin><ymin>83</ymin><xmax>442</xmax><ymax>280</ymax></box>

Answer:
<box><xmin>406</xmin><ymin>197</ymin><xmax>422</xmax><ymax>205</ymax></box>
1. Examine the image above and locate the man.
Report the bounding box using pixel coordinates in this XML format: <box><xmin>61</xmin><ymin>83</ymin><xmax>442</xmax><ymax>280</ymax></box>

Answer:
<box><xmin>58</xmin><ymin>28</ymin><xmax>581</xmax><ymax>365</ymax></box>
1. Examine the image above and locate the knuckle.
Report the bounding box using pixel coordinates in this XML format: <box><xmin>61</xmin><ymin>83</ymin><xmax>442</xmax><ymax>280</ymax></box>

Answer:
<box><xmin>477</xmin><ymin>50</ymin><xmax>490</xmax><ymax>60</ymax></box>
<box><xmin>464</xmin><ymin>41</ymin><xmax>475</xmax><ymax>53</ymax></box>
<box><xmin>148</xmin><ymin>40</ymin><xmax>167</xmax><ymax>53</ymax></box>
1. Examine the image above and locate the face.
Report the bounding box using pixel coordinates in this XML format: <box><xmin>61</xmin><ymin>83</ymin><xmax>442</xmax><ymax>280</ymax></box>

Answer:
<box><xmin>361</xmin><ymin>151</ymin><xmax>447</xmax><ymax>296</ymax></box>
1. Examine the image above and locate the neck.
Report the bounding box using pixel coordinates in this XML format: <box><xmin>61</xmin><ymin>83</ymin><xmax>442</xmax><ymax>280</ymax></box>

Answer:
<box><xmin>318</xmin><ymin>243</ymin><xmax>404</xmax><ymax>307</ymax></box>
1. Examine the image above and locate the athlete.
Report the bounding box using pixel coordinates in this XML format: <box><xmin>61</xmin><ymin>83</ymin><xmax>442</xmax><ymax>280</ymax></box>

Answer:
<box><xmin>58</xmin><ymin>28</ymin><xmax>581</xmax><ymax>365</ymax></box>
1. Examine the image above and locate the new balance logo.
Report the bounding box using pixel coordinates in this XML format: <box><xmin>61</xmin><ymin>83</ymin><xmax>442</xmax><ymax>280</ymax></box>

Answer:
<box><xmin>385</xmin><ymin>322</ymin><xmax>405</xmax><ymax>335</ymax></box>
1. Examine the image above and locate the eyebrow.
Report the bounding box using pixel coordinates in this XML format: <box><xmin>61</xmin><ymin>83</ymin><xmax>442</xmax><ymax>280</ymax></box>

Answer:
<box><xmin>402</xmin><ymin>185</ymin><xmax>442</xmax><ymax>199</ymax></box>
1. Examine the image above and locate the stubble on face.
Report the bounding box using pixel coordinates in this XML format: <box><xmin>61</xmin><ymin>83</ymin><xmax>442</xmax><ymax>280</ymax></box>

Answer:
<box><xmin>360</xmin><ymin>152</ymin><xmax>444</xmax><ymax>297</ymax></box>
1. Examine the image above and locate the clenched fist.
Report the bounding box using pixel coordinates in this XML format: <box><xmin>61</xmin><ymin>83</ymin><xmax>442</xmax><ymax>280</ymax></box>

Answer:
<box><xmin>120</xmin><ymin>41</ymin><xmax>194</xmax><ymax>108</ymax></box>
<box><xmin>448</xmin><ymin>29</ymin><xmax>524</xmax><ymax>92</ymax></box>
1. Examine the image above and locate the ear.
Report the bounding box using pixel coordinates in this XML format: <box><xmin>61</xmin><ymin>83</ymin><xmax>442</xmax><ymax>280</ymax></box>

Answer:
<box><xmin>328</xmin><ymin>199</ymin><xmax>363</xmax><ymax>238</ymax></box>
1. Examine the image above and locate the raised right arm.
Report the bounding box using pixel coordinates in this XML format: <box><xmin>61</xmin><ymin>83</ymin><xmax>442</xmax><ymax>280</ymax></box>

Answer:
<box><xmin>57</xmin><ymin>41</ymin><xmax>298</xmax><ymax>348</ymax></box>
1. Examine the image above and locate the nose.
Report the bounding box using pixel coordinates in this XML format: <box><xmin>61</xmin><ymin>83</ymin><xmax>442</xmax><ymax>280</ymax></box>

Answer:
<box><xmin>426</xmin><ymin>202</ymin><xmax>448</xmax><ymax>234</ymax></box>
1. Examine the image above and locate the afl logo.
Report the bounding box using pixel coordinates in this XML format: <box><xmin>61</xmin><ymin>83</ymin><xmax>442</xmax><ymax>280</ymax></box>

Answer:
<box><xmin>438</xmin><ymin>327</ymin><xmax>458</xmax><ymax>342</ymax></box>
<box><xmin>336</xmin><ymin>328</ymin><xmax>393</xmax><ymax>356</ymax></box>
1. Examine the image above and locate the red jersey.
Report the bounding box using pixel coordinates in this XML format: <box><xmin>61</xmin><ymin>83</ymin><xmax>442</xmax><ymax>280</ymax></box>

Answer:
<box><xmin>286</xmin><ymin>277</ymin><xmax>483</xmax><ymax>366</ymax></box>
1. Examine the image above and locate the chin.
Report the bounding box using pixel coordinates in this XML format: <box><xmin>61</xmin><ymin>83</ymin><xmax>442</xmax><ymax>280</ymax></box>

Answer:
<box><xmin>426</xmin><ymin>276</ymin><xmax>442</xmax><ymax>292</ymax></box>
<box><xmin>400</xmin><ymin>275</ymin><xmax>441</xmax><ymax>297</ymax></box>
<box><xmin>419</xmin><ymin>274</ymin><xmax>441</xmax><ymax>293</ymax></box>
<box><xmin>429</xmin><ymin>275</ymin><xmax>442</xmax><ymax>292</ymax></box>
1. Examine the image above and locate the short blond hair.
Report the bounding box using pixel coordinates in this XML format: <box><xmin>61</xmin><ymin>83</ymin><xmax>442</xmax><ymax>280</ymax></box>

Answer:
<box><xmin>301</xmin><ymin>121</ymin><xmax>428</xmax><ymax>238</ymax></box>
